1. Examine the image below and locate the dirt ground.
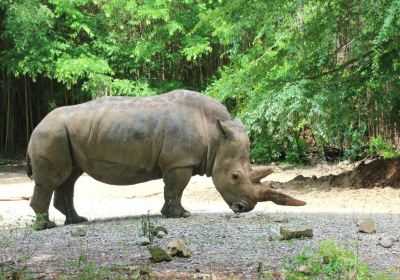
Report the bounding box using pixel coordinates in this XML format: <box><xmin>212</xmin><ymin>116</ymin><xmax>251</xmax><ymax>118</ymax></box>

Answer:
<box><xmin>1</xmin><ymin>162</ymin><xmax>400</xmax><ymax>278</ymax></box>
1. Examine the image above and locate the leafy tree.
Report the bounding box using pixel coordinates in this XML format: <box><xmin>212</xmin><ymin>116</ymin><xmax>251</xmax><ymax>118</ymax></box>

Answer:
<box><xmin>1</xmin><ymin>0</ymin><xmax>400</xmax><ymax>162</ymax></box>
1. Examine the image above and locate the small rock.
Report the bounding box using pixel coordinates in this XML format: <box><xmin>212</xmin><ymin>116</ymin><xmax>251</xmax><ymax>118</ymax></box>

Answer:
<box><xmin>166</xmin><ymin>239</ymin><xmax>191</xmax><ymax>257</ymax></box>
<box><xmin>393</xmin><ymin>235</ymin><xmax>400</xmax><ymax>242</ymax></box>
<box><xmin>70</xmin><ymin>226</ymin><xmax>87</xmax><ymax>237</ymax></box>
<box><xmin>296</xmin><ymin>265</ymin><xmax>311</xmax><ymax>274</ymax></box>
<box><xmin>147</xmin><ymin>245</ymin><xmax>171</xmax><ymax>262</ymax></box>
<box><xmin>268</xmin><ymin>232</ymin><xmax>281</xmax><ymax>241</ymax></box>
<box><xmin>156</xmin><ymin>231</ymin><xmax>166</xmax><ymax>238</ymax></box>
<box><xmin>136</xmin><ymin>236</ymin><xmax>151</xmax><ymax>246</ymax></box>
<box><xmin>195</xmin><ymin>268</ymin><xmax>200</xmax><ymax>273</ymax></box>
<box><xmin>358</xmin><ymin>218</ymin><xmax>376</xmax><ymax>234</ymax></box>
<box><xmin>280</xmin><ymin>226</ymin><xmax>313</xmax><ymax>240</ymax></box>
<box><xmin>152</xmin><ymin>226</ymin><xmax>168</xmax><ymax>235</ymax></box>
<box><xmin>379</xmin><ymin>236</ymin><xmax>394</xmax><ymax>248</ymax></box>
<box><xmin>272</xmin><ymin>215</ymin><xmax>288</xmax><ymax>223</ymax></box>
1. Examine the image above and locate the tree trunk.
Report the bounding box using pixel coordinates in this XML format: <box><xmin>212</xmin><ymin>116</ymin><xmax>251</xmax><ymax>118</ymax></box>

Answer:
<box><xmin>24</xmin><ymin>76</ymin><xmax>30</xmax><ymax>147</ymax></box>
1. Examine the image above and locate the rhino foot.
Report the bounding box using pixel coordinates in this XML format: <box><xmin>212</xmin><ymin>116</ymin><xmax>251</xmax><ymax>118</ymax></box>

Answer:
<box><xmin>161</xmin><ymin>203</ymin><xmax>191</xmax><ymax>218</ymax></box>
<box><xmin>32</xmin><ymin>215</ymin><xmax>57</xmax><ymax>231</ymax></box>
<box><xmin>65</xmin><ymin>215</ymin><xmax>88</xmax><ymax>225</ymax></box>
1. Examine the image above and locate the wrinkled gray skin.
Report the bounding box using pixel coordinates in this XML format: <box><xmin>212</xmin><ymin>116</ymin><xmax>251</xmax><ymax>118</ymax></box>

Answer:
<box><xmin>27</xmin><ymin>90</ymin><xmax>305</xmax><ymax>230</ymax></box>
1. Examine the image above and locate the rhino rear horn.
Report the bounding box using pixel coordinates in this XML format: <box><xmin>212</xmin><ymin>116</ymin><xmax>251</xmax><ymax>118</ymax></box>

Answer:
<box><xmin>250</xmin><ymin>167</ymin><xmax>274</xmax><ymax>183</ymax></box>
<box><xmin>253</xmin><ymin>186</ymin><xmax>306</xmax><ymax>206</ymax></box>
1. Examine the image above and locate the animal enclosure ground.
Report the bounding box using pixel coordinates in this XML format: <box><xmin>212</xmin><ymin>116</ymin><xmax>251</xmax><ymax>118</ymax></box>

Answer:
<box><xmin>1</xmin><ymin>162</ymin><xmax>400</xmax><ymax>278</ymax></box>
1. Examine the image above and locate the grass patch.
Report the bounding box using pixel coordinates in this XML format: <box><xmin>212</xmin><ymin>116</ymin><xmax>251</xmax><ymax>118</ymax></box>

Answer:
<box><xmin>281</xmin><ymin>240</ymin><xmax>396</xmax><ymax>279</ymax></box>
<box><xmin>0</xmin><ymin>156</ymin><xmax>8</xmax><ymax>165</ymax></box>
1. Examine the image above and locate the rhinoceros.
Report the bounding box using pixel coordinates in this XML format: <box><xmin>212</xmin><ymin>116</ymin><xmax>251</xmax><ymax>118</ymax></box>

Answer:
<box><xmin>27</xmin><ymin>90</ymin><xmax>305</xmax><ymax>230</ymax></box>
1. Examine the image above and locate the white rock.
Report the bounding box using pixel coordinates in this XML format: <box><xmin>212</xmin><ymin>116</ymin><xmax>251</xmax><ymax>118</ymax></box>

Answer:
<box><xmin>358</xmin><ymin>218</ymin><xmax>376</xmax><ymax>234</ymax></box>
<box><xmin>379</xmin><ymin>236</ymin><xmax>394</xmax><ymax>248</ymax></box>
<box><xmin>71</xmin><ymin>226</ymin><xmax>87</xmax><ymax>237</ymax></box>
<box><xmin>280</xmin><ymin>226</ymin><xmax>313</xmax><ymax>240</ymax></box>
<box><xmin>166</xmin><ymin>239</ymin><xmax>191</xmax><ymax>257</ymax></box>
<box><xmin>136</xmin><ymin>236</ymin><xmax>151</xmax><ymax>246</ymax></box>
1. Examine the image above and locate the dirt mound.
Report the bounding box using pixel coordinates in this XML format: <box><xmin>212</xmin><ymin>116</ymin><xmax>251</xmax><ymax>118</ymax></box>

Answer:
<box><xmin>269</xmin><ymin>158</ymin><xmax>400</xmax><ymax>190</ymax></box>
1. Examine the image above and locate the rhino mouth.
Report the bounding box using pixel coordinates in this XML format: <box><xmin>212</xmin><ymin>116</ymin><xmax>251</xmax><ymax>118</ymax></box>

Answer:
<box><xmin>230</xmin><ymin>200</ymin><xmax>255</xmax><ymax>213</ymax></box>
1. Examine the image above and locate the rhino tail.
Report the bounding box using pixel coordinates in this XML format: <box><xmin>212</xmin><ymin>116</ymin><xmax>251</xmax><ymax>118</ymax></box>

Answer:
<box><xmin>26</xmin><ymin>153</ymin><xmax>33</xmax><ymax>179</ymax></box>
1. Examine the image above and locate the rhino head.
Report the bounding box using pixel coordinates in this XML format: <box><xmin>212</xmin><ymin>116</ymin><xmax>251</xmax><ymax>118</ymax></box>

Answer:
<box><xmin>212</xmin><ymin>119</ymin><xmax>306</xmax><ymax>213</ymax></box>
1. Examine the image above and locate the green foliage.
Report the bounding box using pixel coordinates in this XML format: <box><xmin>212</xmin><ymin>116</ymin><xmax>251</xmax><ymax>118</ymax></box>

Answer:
<box><xmin>0</xmin><ymin>156</ymin><xmax>7</xmax><ymax>165</ymax></box>
<box><xmin>2</xmin><ymin>0</ymin><xmax>400</xmax><ymax>161</ymax></box>
<box><xmin>344</xmin><ymin>131</ymin><xmax>368</xmax><ymax>161</ymax></box>
<box><xmin>244</xmin><ymin>82</ymin><xmax>312</xmax><ymax>163</ymax></box>
<box><xmin>55</xmin><ymin>55</ymin><xmax>112</xmax><ymax>88</ymax></box>
<box><xmin>1</xmin><ymin>0</ymin><xmax>217</xmax><ymax>97</ymax></box>
<box><xmin>74</xmin><ymin>248</ymin><xmax>112</xmax><ymax>280</ymax></box>
<box><xmin>283</xmin><ymin>240</ymin><xmax>396</xmax><ymax>279</ymax></box>
<box><xmin>369</xmin><ymin>136</ymin><xmax>400</xmax><ymax>159</ymax></box>
<box><xmin>141</xmin><ymin>212</ymin><xmax>154</xmax><ymax>244</ymax></box>
<box><xmin>205</xmin><ymin>0</ymin><xmax>400</xmax><ymax>162</ymax></box>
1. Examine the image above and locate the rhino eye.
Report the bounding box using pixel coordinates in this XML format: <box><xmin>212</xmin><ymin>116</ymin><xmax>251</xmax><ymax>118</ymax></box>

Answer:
<box><xmin>232</xmin><ymin>173</ymin><xmax>240</xmax><ymax>181</ymax></box>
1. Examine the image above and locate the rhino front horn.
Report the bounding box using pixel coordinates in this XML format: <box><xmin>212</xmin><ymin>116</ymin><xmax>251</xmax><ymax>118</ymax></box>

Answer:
<box><xmin>253</xmin><ymin>185</ymin><xmax>306</xmax><ymax>206</ymax></box>
<box><xmin>249</xmin><ymin>167</ymin><xmax>274</xmax><ymax>183</ymax></box>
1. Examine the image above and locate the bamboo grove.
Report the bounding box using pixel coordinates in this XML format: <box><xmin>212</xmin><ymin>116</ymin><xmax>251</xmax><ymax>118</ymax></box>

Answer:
<box><xmin>1</xmin><ymin>0</ymin><xmax>400</xmax><ymax>163</ymax></box>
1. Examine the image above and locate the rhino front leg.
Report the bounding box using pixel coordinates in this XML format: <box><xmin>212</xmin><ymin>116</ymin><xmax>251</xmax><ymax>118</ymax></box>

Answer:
<box><xmin>54</xmin><ymin>168</ymin><xmax>88</xmax><ymax>225</ymax></box>
<box><xmin>30</xmin><ymin>185</ymin><xmax>57</xmax><ymax>230</ymax></box>
<box><xmin>161</xmin><ymin>167</ymin><xmax>192</xmax><ymax>218</ymax></box>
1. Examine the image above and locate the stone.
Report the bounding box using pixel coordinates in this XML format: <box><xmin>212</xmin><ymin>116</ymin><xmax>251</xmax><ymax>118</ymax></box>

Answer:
<box><xmin>272</xmin><ymin>215</ymin><xmax>288</xmax><ymax>223</ymax></box>
<box><xmin>358</xmin><ymin>218</ymin><xmax>376</xmax><ymax>234</ymax></box>
<box><xmin>280</xmin><ymin>226</ymin><xmax>313</xmax><ymax>240</ymax></box>
<box><xmin>136</xmin><ymin>236</ymin><xmax>151</xmax><ymax>246</ymax></box>
<box><xmin>156</xmin><ymin>231</ymin><xmax>166</xmax><ymax>238</ymax></box>
<box><xmin>152</xmin><ymin>226</ymin><xmax>168</xmax><ymax>235</ymax></box>
<box><xmin>379</xmin><ymin>236</ymin><xmax>394</xmax><ymax>248</ymax></box>
<box><xmin>166</xmin><ymin>239</ymin><xmax>191</xmax><ymax>257</ymax></box>
<box><xmin>268</xmin><ymin>232</ymin><xmax>281</xmax><ymax>241</ymax></box>
<box><xmin>296</xmin><ymin>265</ymin><xmax>310</xmax><ymax>274</ymax></box>
<box><xmin>147</xmin><ymin>245</ymin><xmax>172</xmax><ymax>262</ymax></box>
<box><xmin>70</xmin><ymin>226</ymin><xmax>87</xmax><ymax>237</ymax></box>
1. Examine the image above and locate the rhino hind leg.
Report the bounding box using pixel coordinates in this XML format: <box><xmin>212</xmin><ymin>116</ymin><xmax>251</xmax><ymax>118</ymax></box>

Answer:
<box><xmin>161</xmin><ymin>167</ymin><xmax>192</xmax><ymax>218</ymax></box>
<box><xmin>30</xmin><ymin>184</ymin><xmax>57</xmax><ymax>230</ymax></box>
<box><xmin>53</xmin><ymin>168</ymin><xmax>88</xmax><ymax>225</ymax></box>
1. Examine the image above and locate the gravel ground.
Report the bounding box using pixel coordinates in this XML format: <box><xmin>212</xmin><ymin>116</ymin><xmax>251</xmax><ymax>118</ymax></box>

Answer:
<box><xmin>1</xmin><ymin>212</ymin><xmax>399</xmax><ymax>279</ymax></box>
<box><xmin>1</xmin><ymin>164</ymin><xmax>400</xmax><ymax>279</ymax></box>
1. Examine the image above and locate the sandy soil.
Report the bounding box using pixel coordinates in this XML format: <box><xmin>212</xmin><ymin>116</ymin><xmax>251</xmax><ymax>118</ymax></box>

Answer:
<box><xmin>1</xmin><ymin>163</ymin><xmax>400</xmax><ymax>278</ymax></box>
<box><xmin>1</xmin><ymin>162</ymin><xmax>399</xmax><ymax>225</ymax></box>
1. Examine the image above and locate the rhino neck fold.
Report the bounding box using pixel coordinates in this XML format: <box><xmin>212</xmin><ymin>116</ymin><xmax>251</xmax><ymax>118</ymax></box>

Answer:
<box><xmin>199</xmin><ymin>110</ymin><xmax>219</xmax><ymax>177</ymax></box>
<box><xmin>205</xmin><ymin>142</ymin><xmax>218</xmax><ymax>177</ymax></box>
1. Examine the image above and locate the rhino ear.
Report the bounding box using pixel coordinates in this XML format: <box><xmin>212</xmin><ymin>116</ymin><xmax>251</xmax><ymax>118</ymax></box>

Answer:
<box><xmin>217</xmin><ymin>120</ymin><xmax>235</xmax><ymax>139</ymax></box>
